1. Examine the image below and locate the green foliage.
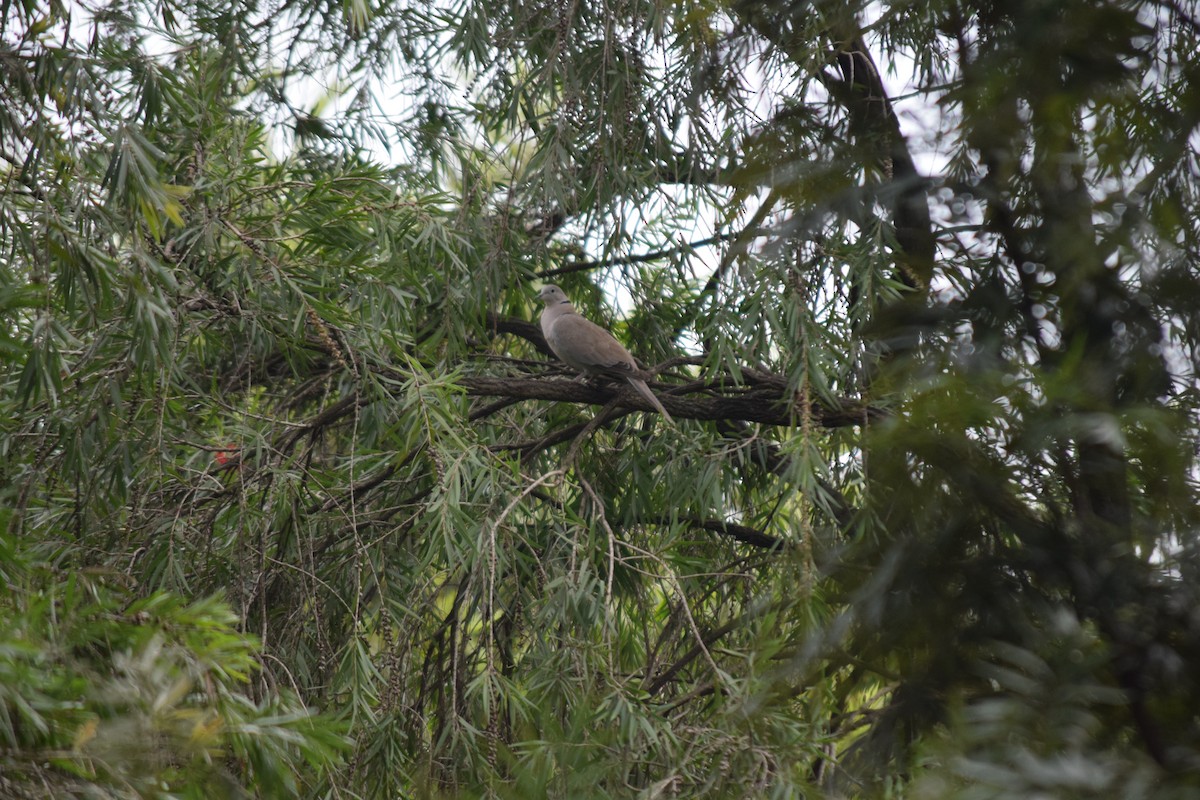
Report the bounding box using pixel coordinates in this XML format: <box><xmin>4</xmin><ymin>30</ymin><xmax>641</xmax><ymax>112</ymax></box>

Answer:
<box><xmin>3</xmin><ymin>0</ymin><xmax>1200</xmax><ymax>797</ymax></box>
<box><xmin>0</xmin><ymin>515</ymin><xmax>346</xmax><ymax>798</ymax></box>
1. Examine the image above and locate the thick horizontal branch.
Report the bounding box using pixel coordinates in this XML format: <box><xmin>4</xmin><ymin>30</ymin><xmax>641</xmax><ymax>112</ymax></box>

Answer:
<box><xmin>478</xmin><ymin>314</ymin><xmax>880</xmax><ymax>426</ymax></box>
<box><xmin>459</xmin><ymin>375</ymin><xmax>878</xmax><ymax>428</ymax></box>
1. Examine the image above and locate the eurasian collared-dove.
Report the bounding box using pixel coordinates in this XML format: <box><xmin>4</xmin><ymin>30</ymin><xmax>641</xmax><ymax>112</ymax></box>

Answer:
<box><xmin>537</xmin><ymin>284</ymin><xmax>673</xmax><ymax>422</ymax></box>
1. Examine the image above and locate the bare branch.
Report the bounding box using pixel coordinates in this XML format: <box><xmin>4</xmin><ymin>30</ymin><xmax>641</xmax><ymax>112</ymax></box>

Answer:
<box><xmin>537</xmin><ymin>233</ymin><xmax>741</xmax><ymax>278</ymax></box>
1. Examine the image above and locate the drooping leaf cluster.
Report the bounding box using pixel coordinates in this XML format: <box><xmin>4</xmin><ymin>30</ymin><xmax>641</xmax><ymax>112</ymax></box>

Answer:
<box><xmin>0</xmin><ymin>511</ymin><xmax>346</xmax><ymax>798</ymax></box>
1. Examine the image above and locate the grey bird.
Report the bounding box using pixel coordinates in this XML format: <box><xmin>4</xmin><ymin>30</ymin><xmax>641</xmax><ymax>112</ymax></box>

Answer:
<box><xmin>537</xmin><ymin>284</ymin><xmax>673</xmax><ymax>422</ymax></box>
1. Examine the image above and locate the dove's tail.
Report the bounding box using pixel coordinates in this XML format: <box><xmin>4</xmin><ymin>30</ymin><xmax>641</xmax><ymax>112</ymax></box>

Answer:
<box><xmin>628</xmin><ymin>378</ymin><xmax>674</xmax><ymax>423</ymax></box>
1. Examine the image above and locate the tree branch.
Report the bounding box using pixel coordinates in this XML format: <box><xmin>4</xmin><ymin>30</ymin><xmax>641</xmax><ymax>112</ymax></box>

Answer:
<box><xmin>729</xmin><ymin>3</ymin><xmax>935</xmax><ymax>289</ymax></box>
<box><xmin>459</xmin><ymin>374</ymin><xmax>879</xmax><ymax>428</ymax></box>
<box><xmin>537</xmin><ymin>233</ymin><xmax>741</xmax><ymax>278</ymax></box>
<box><xmin>659</xmin><ymin>515</ymin><xmax>784</xmax><ymax>550</ymax></box>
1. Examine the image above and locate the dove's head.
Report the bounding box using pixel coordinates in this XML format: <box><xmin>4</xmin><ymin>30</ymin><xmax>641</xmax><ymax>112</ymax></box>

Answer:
<box><xmin>537</xmin><ymin>284</ymin><xmax>569</xmax><ymax>306</ymax></box>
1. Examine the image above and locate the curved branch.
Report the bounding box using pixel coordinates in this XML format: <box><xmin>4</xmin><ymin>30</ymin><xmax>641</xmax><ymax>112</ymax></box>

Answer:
<box><xmin>823</xmin><ymin>37</ymin><xmax>935</xmax><ymax>288</ymax></box>
<box><xmin>729</xmin><ymin>3</ymin><xmax>935</xmax><ymax>289</ymax></box>
<box><xmin>485</xmin><ymin>313</ymin><xmax>555</xmax><ymax>358</ymax></box>
<box><xmin>537</xmin><ymin>233</ymin><xmax>741</xmax><ymax>279</ymax></box>
<box><xmin>662</xmin><ymin>515</ymin><xmax>784</xmax><ymax>550</ymax></box>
